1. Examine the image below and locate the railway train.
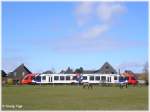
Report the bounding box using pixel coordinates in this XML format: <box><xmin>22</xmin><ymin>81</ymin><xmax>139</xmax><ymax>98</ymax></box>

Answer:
<box><xmin>21</xmin><ymin>72</ymin><xmax>138</xmax><ymax>85</ymax></box>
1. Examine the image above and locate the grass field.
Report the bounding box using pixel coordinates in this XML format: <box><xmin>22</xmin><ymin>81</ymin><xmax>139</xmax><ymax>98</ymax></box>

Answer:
<box><xmin>2</xmin><ymin>85</ymin><xmax>148</xmax><ymax>110</ymax></box>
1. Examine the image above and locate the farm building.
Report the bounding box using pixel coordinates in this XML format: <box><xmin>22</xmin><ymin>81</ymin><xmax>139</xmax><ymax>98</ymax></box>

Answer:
<box><xmin>96</xmin><ymin>62</ymin><xmax>117</xmax><ymax>74</ymax></box>
<box><xmin>8</xmin><ymin>64</ymin><xmax>32</xmax><ymax>84</ymax></box>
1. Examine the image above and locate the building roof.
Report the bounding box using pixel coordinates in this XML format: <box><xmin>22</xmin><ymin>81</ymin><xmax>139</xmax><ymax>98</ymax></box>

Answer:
<box><xmin>12</xmin><ymin>64</ymin><xmax>31</xmax><ymax>73</ymax></box>
<box><xmin>82</xmin><ymin>70</ymin><xmax>96</xmax><ymax>74</ymax></box>
<box><xmin>1</xmin><ymin>70</ymin><xmax>8</xmax><ymax>77</ymax></box>
<box><xmin>8</xmin><ymin>64</ymin><xmax>32</xmax><ymax>80</ymax></box>
<box><xmin>97</xmin><ymin>62</ymin><xmax>117</xmax><ymax>74</ymax></box>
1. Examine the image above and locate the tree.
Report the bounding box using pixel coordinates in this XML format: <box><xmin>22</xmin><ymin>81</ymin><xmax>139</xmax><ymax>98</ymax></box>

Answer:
<box><xmin>75</xmin><ymin>67</ymin><xmax>84</xmax><ymax>73</ymax></box>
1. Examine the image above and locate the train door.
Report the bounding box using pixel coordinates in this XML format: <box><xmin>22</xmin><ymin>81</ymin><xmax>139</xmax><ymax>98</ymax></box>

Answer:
<box><xmin>49</xmin><ymin>76</ymin><xmax>53</xmax><ymax>83</ymax></box>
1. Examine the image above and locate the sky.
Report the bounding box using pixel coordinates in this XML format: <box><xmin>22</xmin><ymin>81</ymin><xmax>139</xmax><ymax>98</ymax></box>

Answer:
<box><xmin>2</xmin><ymin>2</ymin><xmax>148</xmax><ymax>73</ymax></box>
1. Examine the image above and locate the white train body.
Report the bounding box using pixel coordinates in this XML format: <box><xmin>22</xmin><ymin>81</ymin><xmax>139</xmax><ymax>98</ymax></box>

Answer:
<box><xmin>34</xmin><ymin>73</ymin><xmax>121</xmax><ymax>84</ymax></box>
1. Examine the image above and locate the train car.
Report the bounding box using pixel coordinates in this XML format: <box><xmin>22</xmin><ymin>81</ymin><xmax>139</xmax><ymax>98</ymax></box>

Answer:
<box><xmin>32</xmin><ymin>73</ymin><xmax>121</xmax><ymax>84</ymax></box>
<box><xmin>126</xmin><ymin>75</ymin><xmax>137</xmax><ymax>85</ymax></box>
<box><xmin>21</xmin><ymin>71</ymin><xmax>138</xmax><ymax>85</ymax></box>
<box><xmin>122</xmin><ymin>71</ymin><xmax>138</xmax><ymax>85</ymax></box>
<box><xmin>21</xmin><ymin>73</ymin><xmax>37</xmax><ymax>84</ymax></box>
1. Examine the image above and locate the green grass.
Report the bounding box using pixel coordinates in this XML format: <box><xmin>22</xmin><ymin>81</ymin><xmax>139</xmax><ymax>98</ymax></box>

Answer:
<box><xmin>2</xmin><ymin>85</ymin><xmax>148</xmax><ymax>110</ymax></box>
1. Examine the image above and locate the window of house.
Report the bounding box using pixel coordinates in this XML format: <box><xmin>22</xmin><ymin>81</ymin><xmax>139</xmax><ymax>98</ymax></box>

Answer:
<box><xmin>66</xmin><ymin>76</ymin><xmax>70</xmax><ymax>80</ymax></box>
<box><xmin>101</xmin><ymin>76</ymin><xmax>106</xmax><ymax>81</ymax></box>
<box><xmin>54</xmin><ymin>76</ymin><xmax>59</xmax><ymax>80</ymax></box>
<box><xmin>90</xmin><ymin>76</ymin><xmax>94</xmax><ymax>81</ymax></box>
<box><xmin>42</xmin><ymin>76</ymin><xmax>46</xmax><ymax>80</ymax></box>
<box><xmin>22</xmin><ymin>72</ymin><xmax>25</xmax><ymax>76</ymax></box>
<box><xmin>14</xmin><ymin>72</ymin><xmax>17</xmax><ymax>77</ymax></box>
<box><xmin>60</xmin><ymin>76</ymin><xmax>64</xmax><ymax>80</ymax></box>
<box><xmin>114</xmin><ymin>76</ymin><xmax>117</xmax><ymax>80</ymax></box>
<box><xmin>95</xmin><ymin>76</ymin><xmax>100</xmax><ymax>80</ymax></box>
<box><xmin>105</xmin><ymin>66</ymin><xmax>109</xmax><ymax>69</ymax></box>
<box><xmin>105</xmin><ymin>71</ymin><xmax>109</xmax><ymax>74</ymax></box>
<box><xmin>112</xmin><ymin>72</ymin><xmax>114</xmax><ymax>74</ymax></box>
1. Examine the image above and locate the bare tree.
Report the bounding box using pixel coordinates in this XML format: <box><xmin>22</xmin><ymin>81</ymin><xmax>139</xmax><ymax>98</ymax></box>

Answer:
<box><xmin>143</xmin><ymin>62</ymin><xmax>148</xmax><ymax>74</ymax></box>
<box><xmin>143</xmin><ymin>62</ymin><xmax>149</xmax><ymax>85</ymax></box>
<box><xmin>51</xmin><ymin>67</ymin><xmax>56</xmax><ymax>74</ymax></box>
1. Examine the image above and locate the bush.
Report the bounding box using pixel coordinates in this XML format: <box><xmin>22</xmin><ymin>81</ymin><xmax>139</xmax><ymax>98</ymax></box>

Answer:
<box><xmin>7</xmin><ymin>78</ymin><xmax>13</xmax><ymax>85</ymax></box>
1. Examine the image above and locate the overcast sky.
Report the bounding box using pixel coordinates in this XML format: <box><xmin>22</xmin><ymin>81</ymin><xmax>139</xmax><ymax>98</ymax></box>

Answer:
<box><xmin>2</xmin><ymin>2</ymin><xmax>148</xmax><ymax>73</ymax></box>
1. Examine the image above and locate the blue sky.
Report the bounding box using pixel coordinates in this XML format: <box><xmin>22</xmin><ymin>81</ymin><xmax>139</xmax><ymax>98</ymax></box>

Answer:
<box><xmin>2</xmin><ymin>2</ymin><xmax>148</xmax><ymax>73</ymax></box>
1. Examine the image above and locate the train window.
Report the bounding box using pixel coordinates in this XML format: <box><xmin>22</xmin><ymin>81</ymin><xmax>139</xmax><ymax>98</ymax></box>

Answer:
<box><xmin>60</xmin><ymin>76</ymin><xmax>64</xmax><ymax>80</ymax></box>
<box><xmin>42</xmin><ymin>76</ymin><xmax>46</xmax><ymax>80</ymax></box>
<box><xmin>36</xmin><ymin>76</ymin><xmax>41</xmax><ymax>82</ymax></box>
<box><xmin>107</xmin><ymin>77</ymin><xmax>110</xmax><ymax>82</ymax></box>
<box><xmin>32</xmin><ymin>76</ymin><xmax>35</xmax><ymax>80</ymax></box>
<box><xmin>30</xmin><ymin>76</ymin><xmax>34</xmax><ymax>80</ymax></box>
<box><xmin>24</xmin><ymin>77</ymin><xmax>28</xmax><ymax>80</ymax></box>
<box><xmin>73</xmin><ymin>76</ymin><xmax>77</xmax><ymax>80</ymax></box>
<box><xmin>131</xmin><ymin>77</ymin><xmax>135</xmax><ymax>80</ymax></box>
<box><xmin>83</xmin><ymin>76</ymin><xmax>87</xmax><ymax>80</ymax></box>
<box><xmin>125</xmin><ymin>77</ymin><xmax>129</xmax><ymax>80</ymax></box>
<box><xmin>95</xmin><ymin>76</ymin><xmax>100</xmax><ymax>80</ymax></box>
<box><xmin>54</xmin><ymin>76</ymin><xmax>59</xmax><ymax>80</ymax></box>
<box><xmin>114</xmin><ymin>76</ymin><xmax>117</xmax><ymax>80</ymax></box>
<box><xmin>66</xmin><ymin>76</ymin><xmax>70</xmax><ymax>80</ymax></box>
<box><xmin>101</xmin><ymin>76</ymin><xmax>106</xmax><ymax>81</ymax></box>
<box><xmin>119</xmin><ymin>77</ymin><xmax>123</xmax><ymax>80</ymax></box>
<box><xmin>90</xmin><ymin>76</ymin><xmax>94</xmax><ymax>80</ymax></box>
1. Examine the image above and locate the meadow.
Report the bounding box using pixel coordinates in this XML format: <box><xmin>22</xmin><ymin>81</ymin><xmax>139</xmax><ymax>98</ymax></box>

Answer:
<box><xmin>2</xmin><ymin>85</ymin><xmax>148</xmax><ymax>110</ymax></box>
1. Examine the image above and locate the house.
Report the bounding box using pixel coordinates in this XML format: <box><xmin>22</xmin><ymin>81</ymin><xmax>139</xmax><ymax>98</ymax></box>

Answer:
<box><xmin>96</xmin><ymin>62</ymin><xmax>117</xmax><ymax>74</ymax></box>
<box><xmin>1</xmin><ymin>70</ymin><xmax>8</xmax><ymax>85</ymax></box>
<box><xmin>8</xmin><ymin>64</ymin><xmax>32</xmax><ymax>84</ymax></box>
<box><xmin>81</xmin><ymin>62</ymin><xmax>117</xmax><ymax>74</ymax></box>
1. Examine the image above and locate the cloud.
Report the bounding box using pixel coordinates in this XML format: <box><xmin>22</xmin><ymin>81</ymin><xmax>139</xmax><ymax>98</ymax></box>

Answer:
<box><xmin>75</xmin><ymin>2</ymin><xmax>94</xmax><ymax>26</ymax></box>
<box><xmin>75</xmin><ymin>2</ymin><xmax>126</xmax><ymax>26</ymax></box>
<box><xmin>80</xmin><ymin>24</ymin><xmax>109</xmax><ymax>39</ymax></box>
<box><xmin>54</xmin><ymin>2</ymin><xmax>127</xmax><ymax>53</ymax></box>
<box><xmin>97</xmin><ymin>2</ymin><xmax>126</xmax><ymax>22</ymax></box>
<box><xmin>53</xmin><ymin>2</ymin><xmax>146</xmax><ymax>53</ymax></box>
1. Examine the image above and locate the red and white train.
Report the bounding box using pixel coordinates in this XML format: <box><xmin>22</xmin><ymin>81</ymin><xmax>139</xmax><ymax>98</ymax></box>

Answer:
<box><xmin>21</xmin><ymin>71</ymin><xmax>138</xmax><ymax>85</ymax></box>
